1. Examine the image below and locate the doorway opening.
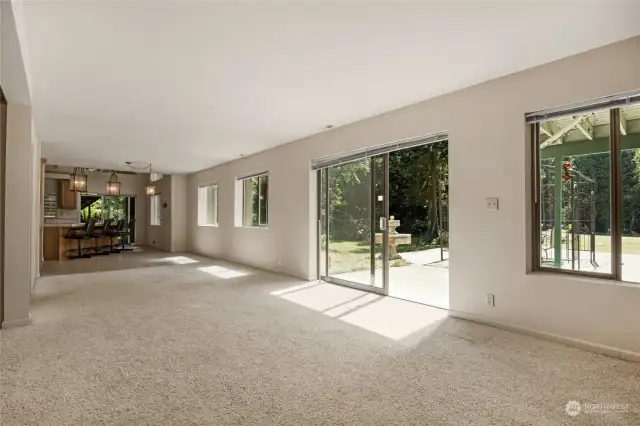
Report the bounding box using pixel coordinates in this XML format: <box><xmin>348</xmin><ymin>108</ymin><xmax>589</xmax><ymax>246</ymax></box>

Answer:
<box><xmin>316</xmin><ymin>137</ymin><xmax>449</xmax><ymax>309</ymax></box>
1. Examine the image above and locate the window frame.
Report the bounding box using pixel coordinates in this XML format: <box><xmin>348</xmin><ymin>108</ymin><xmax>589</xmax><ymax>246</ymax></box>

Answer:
<box><xmin>150</xmin><ymin>194</ymin><xmax>162</xmax><ymax>226</ymax></box>
<box><xmin>530</xmin><ymin>106</ymin><xmax>626</xmax><ymax>280</ymax></box>
<box><xmin>240</xmin><ymin>172</ymin><xmax>269</xmax><ymax>228</ymax></box>
<box><xmin>198</xmin><ymin>182</ymin><xmax>219</xmax><ymax>227</ymax></box>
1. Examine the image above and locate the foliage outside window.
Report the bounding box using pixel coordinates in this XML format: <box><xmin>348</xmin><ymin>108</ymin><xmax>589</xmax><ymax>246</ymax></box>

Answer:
<box><xmin>150</xmin><ymin>194</ymin><xmax>162</xmax><ymax>226</ymax></box>
<box><xmin>242</xmin><ymin>174</ymin><xmax>268</xmax><ymax>227</ymax></box>
<box><xmin>198</xmin><ymin>184</ymin><xmax>219</xmax><ymax>226</ymax></box>
<box><xmin>532</xmin><ymin>102</ymin><xmax>640</xmax><ymax>282</ymax></box>
<box><xmin>80</xmin><ymin>195</ymin><xmax>129</xmax><ymax>223</ymax></box>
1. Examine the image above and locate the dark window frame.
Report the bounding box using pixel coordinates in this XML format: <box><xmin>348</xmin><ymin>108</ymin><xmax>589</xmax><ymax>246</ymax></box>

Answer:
<box><xmin>530</xmin><ymin>104</ymin><xmax>631</xmax><ymax>280</ymax></box>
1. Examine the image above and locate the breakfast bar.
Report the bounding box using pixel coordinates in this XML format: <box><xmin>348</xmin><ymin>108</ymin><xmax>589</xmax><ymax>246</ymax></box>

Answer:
<box><xmin>43</xmin><ymin>224</ymin><xmax>112</xmax><ymax>261</ymax></box>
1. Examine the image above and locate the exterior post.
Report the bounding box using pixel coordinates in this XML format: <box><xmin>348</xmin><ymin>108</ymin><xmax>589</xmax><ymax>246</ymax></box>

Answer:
<box><xmin>554</xmin><ymin>157</ymin><xmax>563</xmax><ymax>267</ymax></box>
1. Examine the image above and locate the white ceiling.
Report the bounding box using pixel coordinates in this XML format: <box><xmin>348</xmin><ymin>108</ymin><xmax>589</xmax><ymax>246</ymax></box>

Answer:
<box><xmin>16</xmin><ymin>0</ymin><xmax>640</xmax><ymax>174</ymax></box>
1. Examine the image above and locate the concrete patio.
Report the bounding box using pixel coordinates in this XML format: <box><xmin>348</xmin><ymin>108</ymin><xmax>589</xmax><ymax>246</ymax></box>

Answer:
<box><xmin>331</xmin><ymin>248</ymin><xmax>449</xmax><ymax>309</ymax></box>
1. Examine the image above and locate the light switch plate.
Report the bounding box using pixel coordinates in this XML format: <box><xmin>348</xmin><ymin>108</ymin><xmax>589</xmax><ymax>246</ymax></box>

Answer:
<box><xmin>485</xmin><ymin>198</ymin><xmax>499</xmax><ymax>211</ymax></box>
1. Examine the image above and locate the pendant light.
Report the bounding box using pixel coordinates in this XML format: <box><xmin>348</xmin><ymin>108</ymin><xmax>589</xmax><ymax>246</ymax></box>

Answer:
<box><xmin>145</xmin><ymin>164</ymin><xmax>156</xmax><ymax>196</ymax></box>
<box><xmin>124</xmin><ymin>161</ymin><xmax>156</xmax><ymax>196</ymax></box>
<box><xmin>69</xmin><ymin>167</ymin><xmax>88</xmax><ymax>192</ymax></box>
<box><xmin>106</xmin><ymin>172</ymin><xmax>121</xmax><ymax>196</ymax></box>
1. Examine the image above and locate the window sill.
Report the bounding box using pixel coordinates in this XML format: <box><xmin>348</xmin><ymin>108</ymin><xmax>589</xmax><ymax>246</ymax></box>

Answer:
<box><xmin>528</xmin><ymin>269</ymin><xmax>640</xmax><ymax>289</ymax></box>
<box><xmin>198</xmin><ymin>224</ymin><xmax>219</xmax><ymax>228</ymax></box>
<box><xmin>242</xmin><ymin>225</ymin><xmax>268</xmax><ymax>229</ymax></box>
<box><xmin>150</xmin><ymin>224</ymin><xmax>162</xmax><ymax>227</ymax></box>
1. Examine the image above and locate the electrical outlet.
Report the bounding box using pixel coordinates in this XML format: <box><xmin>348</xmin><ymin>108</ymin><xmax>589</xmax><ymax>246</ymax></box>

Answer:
<box><xmin>486</xmin><ymin>294</ymin><xmax>495</xmax><ymax>307</ymax></box>
<box><xmin>485</xmin><ymin>198</ymin><xmax>499</xmax><ymax>211</ymax></box>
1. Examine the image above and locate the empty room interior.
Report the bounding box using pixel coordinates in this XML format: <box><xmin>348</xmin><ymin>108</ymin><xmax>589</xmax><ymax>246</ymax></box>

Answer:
<box><xmin>2</xmin><ymin>0</ymin><xmax>640</xmax><ymax>424</ymax></box>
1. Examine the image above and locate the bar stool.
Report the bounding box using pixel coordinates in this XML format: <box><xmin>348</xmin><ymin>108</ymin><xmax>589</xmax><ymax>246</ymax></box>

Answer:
<box><xmin>106</xmin><ymin>219</ymin><xmax>125</xmax><ymax>253</ymax></box>
<box><xmin>119</xmin><ymin>218</ymin><xmax>135</xmax><ymax>251</ymax></box>
<box><xmin>66</xmin><ymin>220</ymin><xmax>94</xmax><ymax>260</ymax></box>
<box><xmin>88</xmin><ymin>219</ymin><xmax>112</xmax><ymax>255</ymax></box>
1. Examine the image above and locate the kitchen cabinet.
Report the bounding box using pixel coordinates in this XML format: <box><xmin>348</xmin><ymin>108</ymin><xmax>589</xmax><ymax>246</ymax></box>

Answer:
<box><xmin>58</xmin><ymin>180</ymin><xmax>77</xmax><ymax>209</ymax></box>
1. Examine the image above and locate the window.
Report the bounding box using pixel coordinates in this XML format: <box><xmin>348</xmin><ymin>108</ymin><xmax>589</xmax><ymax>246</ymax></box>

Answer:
<box><xmin>150</xmin><ymin>194</ymin><xmax>162</xmax><ymax>226</ymax></box>
<box><xmin>530</xmin><ymin>91</ymin><xmax>640</xmax><ymax>281</ymax></box>
<box><xmin>241</xmin><ymin>173</ymin><xmax>268</xmax><ymax>227</ymax></box>
<box><xmin>80</xmin><ymin>195</ymin><xmax>134</xmax><ymax>224</ymax></box>
<box><xmin>198</xmin><ymin>183</ymin><xmax>219</xmax><ymax>226</ymax></box>
<box><xmin>150</xmin><ymin>172</ymin><xmax>163</xmax><ymax>182</ymax></box>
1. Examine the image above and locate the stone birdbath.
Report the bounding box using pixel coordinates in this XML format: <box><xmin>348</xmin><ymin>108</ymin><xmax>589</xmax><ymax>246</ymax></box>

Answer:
<box><xmin>375</xmin><ymin>216</ymin><xmax>412</xmax><ymax>260</ymax></box>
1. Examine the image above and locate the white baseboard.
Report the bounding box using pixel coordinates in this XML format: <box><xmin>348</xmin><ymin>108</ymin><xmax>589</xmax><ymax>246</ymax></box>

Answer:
<box><xmin>188</xmin><ymin>250</ymin><xmax>309</xmax><ymax>281</ymax></box>
<box><xmin>2</xmin><ymin>315</ymin><xmax>32</xmax><ymax>329</ymax></box>
<box><xmin>448</xmin><ymin>310</ymin><xmax>640</xmax><ymax>364</ymax></box>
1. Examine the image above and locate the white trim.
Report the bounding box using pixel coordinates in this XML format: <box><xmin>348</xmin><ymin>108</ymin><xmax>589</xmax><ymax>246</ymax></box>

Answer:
<box><xmin>2</xmin><ymin>315</ymin><xmax>32</xmax><ymax>329</ymax></box>
<box><xmin>198</xmin><ymin>180</ymin><xmax>219</xmax><ymax>188</ymax></box>
<box><xmin>525</xmin><ymin>89</ymin><xmax>640</xmax><ymax>123</ymax></box>
<box><xmin>311</xmin><ymin>132</ymin><xmax>448</xmax><ymax>170</ymax></box>
<box><xmin>237</xmin><ymin>171</ymin><xmax>269</xmax><ymax>181</ymax></box>
<box><xmin>447</xmin><ymin>310</ymin><xmax>640</xmax><ymax>363</ymax></box>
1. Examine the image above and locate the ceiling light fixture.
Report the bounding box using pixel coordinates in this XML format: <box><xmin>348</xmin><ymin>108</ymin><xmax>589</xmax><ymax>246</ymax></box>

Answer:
<box><xmin>145</xmin><ymin>164</ymin><xmax>156</xmax><ymax>196</ymax></box>
<box><xmin>125</xmin><ymin>161</ymin><xmax>156</xmax><ymax>196</ymax></box>
<box><xmin>106</xmin><ymin>172</ymin><xmax>121</xmax><ymax>196</ymax></box>
<box><xmin>69</xmin><ymin>167</ymin><xmax>88</xmax><ymax>192</ymax></box>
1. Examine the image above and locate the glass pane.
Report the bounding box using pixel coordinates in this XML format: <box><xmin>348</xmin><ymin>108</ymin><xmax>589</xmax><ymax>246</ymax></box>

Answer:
<box><xmin>620</xmin><ymin>104</ymin><xmax>640</xmax><ymax>282</ymax></box>
<box><xmin>538</xmin><ymin>113</ymin><xmax>611</xmax><ymax>274</ymax></box>
<box><xmin>243</xmin><ymin>178</ymin><xmax>258</xmax><ymax>226</ymax></box>
<box><xmin>372</xmin><ymin>156</ymin><xmax>385</xmax><ymax>288</ymax></box>
<box><xmin>205</xmin><ymin>185</ymin><xmax>217</xmax><ymax>225</ymax></box>
<box><xmin>326</xmin><ymin>158</ymin><xmax>378</xmax><ymax>287</ymax></box>
<box><xmin>213</xmin><ymin>185</ymin><xmax>218</xmax><ymax>225</ymax></box>
<box><xmin>259</xmin><ymin>175</ymin><xmax>268</xmax><ymax>225</ymax></box>
<box><xmin>319</xmin><ymin>170</ymin><xmax>327</xmax><ymax>277</ymax></box>
<box><xmin>103</xmin><ymin>196</ymin><xmax>126</xmax><ymax>222</ymax></box>
<box><xmin>386</xmin><ymin>142</ymin><xmax>449</xmax><ymax>309</ymax></box>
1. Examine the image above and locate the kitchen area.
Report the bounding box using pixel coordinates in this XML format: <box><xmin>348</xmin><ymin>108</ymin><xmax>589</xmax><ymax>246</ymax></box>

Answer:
<box><xmin>41</xmin><ymin>165</ymin><xmax>150</xmax><ymax>263</ymax></box>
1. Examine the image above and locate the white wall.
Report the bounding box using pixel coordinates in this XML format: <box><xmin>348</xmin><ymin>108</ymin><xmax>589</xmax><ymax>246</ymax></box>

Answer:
<box><xmin>30</xmin><ymin>120</ymin><xmax>40</xmax><ymax>288</ymax></box>
<box><xmin>3</xmin><ymin>103</ymin><xmax>33</xmax><ymax>327</ymax></box>
<box><xmin>147</xmin><ymin>174</ymin><xmax>187</xmax><ymax>252</ymax></box>
<box><xmin>188</xmin><ymin>36</ymin><xmax>640</xmax><ymax>355</ymax></box>
<box><xmin>171</xmin><ymin>174</ymin><xmax>187</xmax><ymax>252</ymax></box>
<box><xmin>147</xmin><ymin>175</ymin><xmax>171</xmax><ymax>251</ymax></box>
<box><xmin>1</xmin><ymin>0</ymin><xmax>34</xmax><ymax>328</ymax></box>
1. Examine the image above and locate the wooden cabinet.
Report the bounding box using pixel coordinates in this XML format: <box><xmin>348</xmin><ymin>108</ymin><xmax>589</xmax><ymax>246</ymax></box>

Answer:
<box><xmin>58</xmin><ymin>180</ymin><xmax>77</xmax><ymax>209</ymax></box>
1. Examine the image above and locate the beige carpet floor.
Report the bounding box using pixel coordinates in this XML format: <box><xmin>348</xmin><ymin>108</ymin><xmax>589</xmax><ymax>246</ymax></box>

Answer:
<box><xmin>2</xmin><ymin>252</ymin><xmax>639</xmax><ymax>425</ymax></box>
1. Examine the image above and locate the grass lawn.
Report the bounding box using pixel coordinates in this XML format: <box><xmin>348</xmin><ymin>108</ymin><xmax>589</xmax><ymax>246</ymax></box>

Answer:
<box><xmin>323</xmin><ymin>240</ymin><xmax>375</xmax><ymax>274</ymax></box>
<box><xmin>323</xmin><ymin>237</ymin><xmax>438</xmax><ymax>274</ymax></box>
<box><xmin>606</xmin><ymin>235</ymin><xmax>640</xmax><ymax>254</ymax></box>
<box><xmin>555</xmin><ymin>235</ymin><xmax>640</xmax><ymax>254</ymax></box>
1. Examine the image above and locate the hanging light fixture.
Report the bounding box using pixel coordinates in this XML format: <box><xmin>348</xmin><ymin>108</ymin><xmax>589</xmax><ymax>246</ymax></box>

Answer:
<box><xmin>145</xmin><ymin>164</ymin><xmax>156</xmax><ymax>196</ymax></box>
<box><xmin>106</xmin><ymin>172</ymin><xmax>121</xmax><ymax>196</ymax></box>
<box><xmin>124</xmin><ymin>161</ymin><xmax>157</xmax><ymax>196</ymax></box>
<box><xmin>69</xmin><ymin>167</ymin><xmax>88</xmax><ymax>192</ymax></box>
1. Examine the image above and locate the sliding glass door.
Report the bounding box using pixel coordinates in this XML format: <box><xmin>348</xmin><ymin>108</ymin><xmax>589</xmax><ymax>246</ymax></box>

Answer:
<box><xmin>317</xmin><ymin>136</ymin><xmax>450</xmax><ymax>308</ymax></box>
<box><xmin>80</xmin><ymin>195</ymin><xmax>137</xmax><ymax>242</ymax></box>
<box><xmin>319</xmin><ymin>156</ymin><xmax>386</xmax><ymax>291</ymax></box>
